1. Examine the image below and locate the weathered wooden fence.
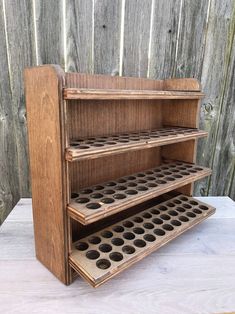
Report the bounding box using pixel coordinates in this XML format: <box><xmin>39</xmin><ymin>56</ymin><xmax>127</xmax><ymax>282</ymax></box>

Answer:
<box><xmin>0</xmin><ymin>0</ymin><xmax>234</xmax><ymax>224</ymax></box>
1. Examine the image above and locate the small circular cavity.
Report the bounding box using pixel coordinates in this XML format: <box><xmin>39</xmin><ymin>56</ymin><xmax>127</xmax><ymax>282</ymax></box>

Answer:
<box><xmin>78</xmin><ymin>145</ymin><xmax>90</xmax><ymax>149</ymax></box>
<box><xmin>179</xmin><ymin>216</ymin><xmax>189</xmax><ymax>222</ymax></box>
<box><xmin>81</xmin><ymin>189</ymin><xmax>93</xmax><ymax>194</ymax></box>
<box><xmin>180</xmin><ymin>196</ymin><xmax>188</xmax><ymax>201</ymax></box>
<box><xmin>103</xmin><ymin>189</ymin><xmax>115</xmax><ymax>195</ymax></box>
<box><xmin>101</xmin><ymin>230</ymin><xmax>113</xmax><ymax>238</ymax></box>
<box><xmin>109</xmin><ymin>252</ymin><xmax>123</xmax><ymax>262</ymax></box>
<box><xmin>160</xmin><ymin>214</ymin><xmax>171</xmax><ymax>221</ymax></box>
<box><xmin>143</xmin><ymin>222</ymin><xmax>154</xmax><ymax>229</ymax></box>
<box><xmin>193</xmin><ymin>208</ymin><xmax>202</xmax><ymax>214</ymax></box>
<box><xmin>113</xmin><ymin>193</ymin><xmax>126</xmax><ymax>199</ymax></box>
<box><xmin>144</xmin><ymin>234</ymin><xmax>156</xmax><ymax>242</ymax></box>
<box><xmin>127</xmin><ymin>182</ymin><xmax>137</xmax><ymax>187</ymax></box>
<box><xmin>88</xmin><ymin>236</ymin><xmax>101</xmax><ymax>244</ymax></box>
<box><xmin>142</xmin><ymin>212</ymin><xmax>152</xmax><ymax>219</ymax></box>
<box><xmin>162</xmin><ymin>224</ymin><xmax>174</xmax><ymax>231</ymax></box>
<box><xmin>93</xmin><ymin>185</ymin><xmax>104</xmax><ymax>190</ymax></box>
<box><xmin>117</xmin><ymin>179</ymin><xmax>126</xmax><ymax>183</ymax></box>
<box><xmin>199</xmin><ymin>205</ymin><xmax>209</xmax><ymax>210</ymax></box>
<box><xmin>96</xmin><ymin>259</ymin><xmax>111</xmax><ymax>270</ymax></box>
<box><xmin>173</xmin><ymin>199</ymin><xmax>182</xmax><ymax>204</ymax></box>
<box><xmin>113</xmin><ymin>225</ymin><xmax>124</xmax><ymax>233</ymax></box>
<box><xmin>133</xmin><ymin>216</ymin><xmax>144</xmax><ymax>223</ymax></box>
<box><xmin>115</xmin><ymin>185</ymin><xmax>127</xmax><ymax>191</ymax></box>
<box><xmin>152</xmin><ymin>218</ymin><xmax>164</xmax><ymax>225</ymax></box>
<box><xmin>156</xmin><ymin>180</ymin><xmax>167</xmax><ymax>184</ymax></box>
<box><xmin>86</xmin><ymin>203</ymin><xmax>101</xmax><ymax>210</ymax></box>
<box><xmin>159</xmin><ymin>205</ymin><xmax>167</xmax><ymax>211</ymax></box>
<box><xmin>111</xmin><ymin>238</ymin><xmax>124</xmax><ymax>246</ymax></box>
<box><xmin>125</xmin><ymin>189</ymin><xmax>138</xmax><ymax>195</ymax></box>
<box><xmin>134</xmin><ymin>239</ymin><xmax>146</xmax><ymax>248</ymax></box>
<box><xmin>99</xmin><ymin>243</ymin><xmax>112</xmax><ymax>253</ymax></box>
<box><xmin>101</xmin><ymin>198</ymin><xmax>114</xmax><ymax>204</ymax></box>
<box><xmin>123</xmin><ymin>232</ymin><xmax>135</xmax><ymax>240</ymax></box>
<box><xmin>182</xmin><ymin>204</ymin><xmax>192</xmax><ymax>209</ymax></box>
<box><xmin>147</xmin><ymin>182</ymin><xmax>157</xmax><ymax>187</ymax></box>
<box><xmin>71</xmin><ymin>192</ymin><xmax>79</xmax><ymax>199</ymax></box>
<box><xmin>122</xmin><ymin>245</ymin><xmax>135</xmax><ymax>254</ymax></box>
<box><xmin>154</xmin><ymin>229</ymin><xmax>165</xmax><ymax>236</ymax></box>
<box><xmin>123</xmin><ymin>221</ymin><xmax>134</xmax><ymax>228</ymax></box>
<box><xmin>76</xmin><ymin>198</ymin><xmax>89</xmax><ymax>204</ymax></box>
<box><xmin>86</xmin><ymin>250</ymin><xmax>100</xmax><ymax>260</ymax></box>
<box><xmin>91</xmin><ymin>193</ymin><xmax>103</xmax><ymax>199</ymax></box>
<box><xmin>137</xmin><ymin>173</ymin><xmax>145</xmax><ymax>177</ymax></box>
<box><xmin>150</xmin><ymin>208</ymin><xmax>160</xmax><ymax>215</ymax></box>
<box><xmin>76</xmin><ymin>242</ymin><xmax>88</xmax><ymax>251</ymax></box>
<box><xmin>168</xmin><ymin>210</ymin><xmax>178</xmax><ymax>216</ymax></box>
<box><xmin>166</xmin><ymin>202</ymin><xmax>175</xmax><ymax>207</ymax></box>
<box><xmin>176</xmin><ymin>206</ymin><xmax>186</xmax><ymax>213</ymax></box>
<box><xmin>133</xmin><ymin>227</ymin><xmax>145</xmax><ymax>234</ymax></box>
<box><xmin>186</xmin><ymin>212</ymin><xmax>196</xmax><ymax>218</ymax></box>
<box><xmin>189</xmin><ymin>200</ymin><xmax>198</xmax><ymax>205</ymax></box>
<box><xmin>137</xmin><ymin>179</ymin><xmax>147</xmax><ymax>184</ymax></box>
<box><xmin>127</xmin><ymin>176</ymin><xmax>136</xmax><ymax>180</ymax></box>
<box><xmin>106</xmin><ymin>181</ymin><xmax>116</xmax><ymax>187</ymax></box>
<box><xmin>171</xmin><ymin>220</ymin><xmax>181</xmax><ymax>226</ymax></box>
<box><xmin>137</xmin><ymin>186</ymin><xmax>148</xmax><ymax>191</ymax></box>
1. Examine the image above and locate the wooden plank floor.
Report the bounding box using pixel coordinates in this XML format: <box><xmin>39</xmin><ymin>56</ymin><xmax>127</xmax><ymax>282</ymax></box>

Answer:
<box><xmin>0</xmin><ymin>197</ymin><xmax>235</xmax><ymax>314</ymax></box>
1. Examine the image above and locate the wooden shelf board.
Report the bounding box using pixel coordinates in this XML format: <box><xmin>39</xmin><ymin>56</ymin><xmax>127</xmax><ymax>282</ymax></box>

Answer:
<box><xmin>69</xmin><ymin>194</ymin><xmax>215</xmax><ymax>287</ymax></box>
<box><xmin>66</xmin><ymin>128</ymin><xmax>207</xmax><ymax>161</ymax></box>
<box><xmin>63</xmin><ymin>88</ymin><xmax>205</xmax><ymax>100</ymax></box>
<box><xmin>67</xmin><ymin>161</ymin><xmax>211</xmax><ymax>225</ymax></box>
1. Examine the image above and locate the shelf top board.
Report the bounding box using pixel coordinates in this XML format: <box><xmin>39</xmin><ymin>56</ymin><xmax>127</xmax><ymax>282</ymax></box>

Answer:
<box><xmin>67</xmin><ymin>161</ymin><xmax>212</xmax><ymax>225</ymax></box>
<box><xmin>63</xmin><ymin>88</ymin><xmax>205</xmax><ymax>100</ymax></box>
<box><xmin>66</xmin><ymin>127</ymin><xmax>207</xmax><ymax>162</ymax></box>
<box><xmin>69</xmin><ymin>194</ymin><xmax>215</xmax><ymax>287</ymax></box>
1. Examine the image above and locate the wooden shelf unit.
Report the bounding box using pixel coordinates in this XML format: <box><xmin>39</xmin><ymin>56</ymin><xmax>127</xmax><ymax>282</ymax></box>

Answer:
<box><xmin>24</xmin><ymin>65</ymin><xmax>215</xmax><ymax>287</ymax></box>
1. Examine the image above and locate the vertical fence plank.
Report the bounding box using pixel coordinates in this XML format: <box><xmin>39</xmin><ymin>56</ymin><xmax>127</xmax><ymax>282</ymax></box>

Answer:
<box><xmin>148</xmin><ymin>0</ymin><xmax>181</xmax><ymax>79</ymax></box>
<box><xmin>35</xmin><ymin>0</ymin><xmax>64</xmax><ymax>66</ymax></box>
<box><xmin>4</xmin><ymin>0</ymin><xmax>36</xmax><ymax>197</ymax></box>
<box><xmin>66</xmin><ymin>0</ymin><xmax>93</xmax><ymax>73</ymax></box>
<box><xmin>195</xmin><ymin>0</ymin><xmax>235</xmax><ymax>196</ymax></box>
<box><xmin>94</xmin><ymin>0</ymin><xmax>122</xmax><ymax>75</ymax></box>
<box><xmin>0</xmin><ymin>2</ymin><xmax>20</xmax><ymax>224</ymax></box>
<box><xmin>122</xmin><ymin>0</ymin><xmax>152</xmax><ymax>77</ymax></box>
<box><xmin>208</xmin><ymin>9</ymin><xmax>235</xmax><ymax>197</ymax></box>
<box><xmin>174</xmin><ymin>0</ymin><xmax>209</xmax><ymax>78</ymax></box>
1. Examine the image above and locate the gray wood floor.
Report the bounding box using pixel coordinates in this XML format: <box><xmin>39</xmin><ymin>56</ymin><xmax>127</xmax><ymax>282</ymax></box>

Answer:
<box><xmin>0</xmin><ymin>197</ymin><xmax>235</xmax><ymax>314</ymax></box>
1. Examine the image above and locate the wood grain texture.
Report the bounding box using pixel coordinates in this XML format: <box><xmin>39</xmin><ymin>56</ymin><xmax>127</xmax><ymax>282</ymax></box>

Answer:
<box><xmin>0</xmin><ymin>1</ymin><xmax>20</xmax><ymax>224</ymax></box>
<box><xmin>66</xmin><ymin>0</ymin><xmax>93</xmax><ymax>73</ymax></box>
<box><xmin>122</xmin><ymin>0</ymin><xmax>152</xmax><ymax>77</ymax></box>
<box><xmin>148</xmin><ymin>0</ymin><xmax>181</xmax><ymax>79</ymax></box>
<box><xmin>3</xmin><ymin>0</ymin><xmax>36</xmax><ymax>197</ymax></box>
<box><xmin>94</xmin><ymin>0</ymin><xmax>122</xmax><ymax>75</ymax></box>
<box><xmin>174</xmin><ymin>0</ymin><xmax>210</xmax><ymax>78</ymax></box>
<box><xmin>195</xmin><ymin>0</ymin><xmax>235</xmax><ymax>197</ymax></box>
<box><xmin>35</xmin><ymin>0</ymin><xmax>64</xmax><ymax>65</ymax></box>
<box><xmin>24</xmin><ymin>65</ymin><xmax>69</xmax><ymax>284</ymax></box>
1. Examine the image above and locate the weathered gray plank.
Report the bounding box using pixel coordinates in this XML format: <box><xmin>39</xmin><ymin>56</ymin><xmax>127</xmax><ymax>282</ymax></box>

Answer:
<box><xmin>66</xmin><ymin>0</ymin><xmax>93</xmax><ymax>73</ymax></box>
<box><xmin>174</xmin><ymin>0</ymin><xmax>210</xmax><ymax>78</ymax></box>
<box><xmin>148</xmin><ymin>0</ymin><xmax>181</xmax><ymax>79</ymax></box>
<box><xmin>208</xmin><ymin>16</ymin><xmax>235</xmax><ymax>198</ymax></box>
<box><xmin>195</xmin><ymin>0</ymin><xmax>235</xmax><ymax>197</ymax></box>
<box><xmin>35</xmin><ymin>0</ymin><xmax>64</xmax><ymax>66</ymax></box>
<box><xmin>93</xmin><ymin>0</ymin><xmax>122</xmax><ymax>75</ymax></box>
<box><xmin>122</xmin><ymin>0</ymin><xmax>152</xmax><ymax>77</ymax></box>
<box><xmin>0</xmin><ymin>1</ymin><xmax>20</xmax><ymax>224</ymax></box>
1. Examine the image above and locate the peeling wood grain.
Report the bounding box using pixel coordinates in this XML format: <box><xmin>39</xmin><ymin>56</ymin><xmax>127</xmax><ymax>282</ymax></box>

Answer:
<box><xmin>195</xmin><ymin>0</ymin><xmax>235</xmax><ymax>197</ymax></box>
<box><xmin>66</xmin><ymin>0</ymin><xmax>93</xmax><ymax>73</ymax></box>
<box><xmin>3</xmin><ymin>0</ymin><xmax>36</xmax><ymax>197</ymax></box>
<box><xmin>0</xmin><ymin>1</ymin><xmax>20</xmax><ymax>224</ymax></box>
<box><xmin>148</xmin><ymin>0</ymin><xmax>181</xmax><ymax>79</ymax></box>
<box><xmin>122</xmin><ymin>0</ymin><xmax>152</xmax><ymax>77</ymax></box>
<box><xmin>174</xmin><ymin>0</ymin><xmax>210</xmax><ymax>78</ymax></box>
<box><xmin>94</xmin><ymin>0</ymin><xmax>122</xmax><ymax>75</ymax></box>
<box><xmin>35</xmin><ymin>0</ymin><xmax>64</xmax><ymax>66</ymax></box>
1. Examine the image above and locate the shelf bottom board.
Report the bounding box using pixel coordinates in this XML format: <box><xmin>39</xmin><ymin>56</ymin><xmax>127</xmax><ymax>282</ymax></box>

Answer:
<box><xmin>69</xmin><ymin>194</ymin><xmax>215</xmax><ymax>287</ymax></box>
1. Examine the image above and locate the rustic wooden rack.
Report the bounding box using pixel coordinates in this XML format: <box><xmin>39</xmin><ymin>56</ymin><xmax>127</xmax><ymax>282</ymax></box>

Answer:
<box><xmin>25</xmin><ymin>65</ymin><xmax>215</xmax><ymax>287</ymax></box>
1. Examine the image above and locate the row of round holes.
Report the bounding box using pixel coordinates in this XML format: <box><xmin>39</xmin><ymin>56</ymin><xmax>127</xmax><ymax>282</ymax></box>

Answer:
<box><xmin>75</xmin><ymin>198</ymin><xmax>209</xmax><ymax>269</ymax></box>
<box><xmin>70</xmin><ymin>129</ymin><xmax>197</xmax><ymax>149</ymax></box>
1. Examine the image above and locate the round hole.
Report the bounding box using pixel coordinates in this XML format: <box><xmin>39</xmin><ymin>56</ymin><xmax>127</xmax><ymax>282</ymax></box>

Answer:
<box><xmin>117</xmin><ymin>179</ymin><xmax>126</xmax><ymax>183</ymax></box>
<box><xmin>160</xmin><ymin>214</ymin><xmax>171</xmax><ymax>221</ymax></box>
<box><xmin>162</xmin><ymin>224</ymin><xmax>174</xmax><ymax>231</ymax></box>
<box><xmin>78</xmin><ymin>145</ymin><xmax>90</xmax><ymax>149</ymax></box>
<box><xmin>99</xmin><ymin>243</ymin><xmax>112</xmax><ymax>253</ymax></box>
<box><xmin>127</xmin><ymin>182</ymin><xmax>137</xmax><ymax>187</ymax></box>
<box><xmin>199</xmin><ymin>205</ymin><xmax>209</xmax><ymax>210</ymax></box>
<box><xmin>159</xmin><ymin>205</ymin><xmax>168</xmax><ymax>211</ymax></box>
<box><xmin>143</xmin><ymin>234</ymin><xmax>156</xmax><ymax>242</ymax></box>
<box><xmin>76</xmin><ymin>242</ymin><xmax>88</xmax><ymax>251</ymax></box>
<box><xmin>171</xmin><ymin>220</ymin><xmax>181</xmax><ymax>226</ymax></box>
<box><xmin>168</xmin><ymin>210</ymin><xmax>178</xmax><ymax>216</ymax></box>
<box><xmin>92</xmin><ymin>143</ymin><xmax>104</xmax><ymax>147</ymax></box>
<box><xmin>113</xmin><ymin>225</ymin><xmax>124</xmax><ymax>233</ymax></box>
<box><xmin>137</xmin><ymin>186</ymin><xmax>148</xmax><ymax>191</ymax></box>
<box><xmin>137</xmin><ymin>173</ymin><xmax>145</xmax><ymax>177</ymax></box>
<box><xmin>189</xmin><ymin>200</ymin><xmax>198</xmax><ymax>205</ymax></box>
<box><xmin>173</xmin><ymin>199</ymin><xmax>182</xmax><ymax>204</ymax></box>
<box><xmin>186</xmin><ymin>212</ymin><xmax>196</xmax><ymax>218</ymax></box>
<box><xmin>76</xmin><ymin>198</ymin><xmax>89</xmax><ymax>204</ymax></box>
<box><xmin>137</xmin><ymin>179</ymin><xmax>147</xmax><ymax>184</ymax></box>
<box><xmin>101</xmin><ymin>230</ymin><xmax>113</xmax><ymax>238</ymax></box>
<box><xmin>180</xmin><ymin>196</ymin><xmax>188</xmax><ymax>201</ymax></box>
<box><xmin>88</xmin><ymin>236</ymin><xmax>101</xmax><ymax>244</ymax></box>
<box><xmin>156</xmin><ymin>180</ymin><xmax>167</xmax><ymax>184</ymax></box>
<box><xmin>134</xmin><ymin>239</ymin><xmax>146</xmax><ymax>248</ymax></box>
<box><xmin>123</xmin><ymin>232</ymin><xmax>135</xmax><ymax>240</ymax></box>
<box><xmin>146</xmin><ymin>176</ymin><xmax>155</xmax><ymax>181</ymax></box>
<box><xmin>109</xmin><ymin>252</ymin><xmax>123</xmax><ymax>262</ymax></box>
<box><xmin>125</xmin><ymin>190</ymin><xmax>138</xmax><ymax>195</ymax></box>
<box><xmin>106</xmin><ymin>182</ymin><xmax>116</xmax><ymax>187</ymax></box>
<box><xmin>133</xmin><ymin>216</ymin><xmax>144</xmax><ymax>223</ymax></box>
<box><xmin>193</xmin><ymin>208</ymin><xmax>202</xmax><ymax>214</ymax></box>
<box><xmin>122</xmin><ymin>245</ymin><xmax>135</xmax><ymax>254</ymax></box>
<box><xmin>165</xmin><ymin>176</ymin><xmax>175</xmax><ymax>181</ymax></box>
<box><xmin>127</xmin><ymin>176</ymin><xmax>136</xmax><ymax>180</ymax></box>
<box><xmin>166</xmin><ymin>202</ymin><xmax>175</xmax><ymax>207</ymax></box>
<box><xmin>86</xmin><ymin>250</ymin><xmax>100</xmax><ymax>260</ymax></box>
<box><xmin>150</xmin><ymin>208</ymin><xmax>160</xmax><ymax>215</ymax></box>
<box><xmin>142</xmin><ymin>212</ymin><xmax>152</xmax><ymax>219</ymax></box>
<box><xmin>179</xmin><ymin>216</ymin><xmax>189</xmax><ymax>222</ymax></box>
<box><xmin>91</xmin><ymin>193</ymin><xmax>103</xmax><ymax>199</ymax></box>
<box><xmin>93</xmin><ymin>185</ymin><xmax>104</xmax><ymax>190</ymax></box>
<box><xmin>111</xmin><ymin>238</ymin><xmax>124</xmax><ymax>246</ymax></box>
<box><xmin>194</xmin><ymin>167</ymin><xmax>203</xmax><ymax>171</ymax></box>
<box><xmin>71</xmin><ymin>192</ymin><xmax>79</xmax><ymax>198</ymax></box>
<box><xmin>106</xmin><ymin>141</ymin><xmax>116</xmax><ymax>145</ymax></box>
<box><xmin>115</xmin><ymin>186</ymin><xmax>127</xmax><ymax>191</ymax></box>
<box><xmin>113</xmin><ymin>193</ymin><xmax>126</xmax><ymax>200</ymax></box>
<box><xmin>173</xmin><ymin>174</ymin><xmax>183</xmax><ymax>178</ymax></box>
<box><xmin>101</xmin><ymin>197</ymin><xmax>114</xmax><ymax>204</ymax></box>
<box><xmin>96</xmin><ymin>259</ymin><xmax>111</xmax><ymax>270</ymax></box>
<box><xmin>81</xmin><ymin>189</ymin><xmax>93</xmax><ymax>194</ymax></box>
<box><xmin>154</xmin><ymin>229</ymin><xmax>165</xmax><ymax>236</ymax></box>
<box><xmin>180</xmin><ymin>171</ymin><xmax>190</xmax><ymax>176</ymax></box>
<box><xmin>133</xmin><ymin>227</ymin><xmax>145</xmax><ymax>234</ymax></box>
<box><xmin>152</xmin><ymin>218</ymin><xmax>163</xmax><ymax>225</ymax></box>
<box><xmin>103</xmin><ymin>189</ymin><xmax>115</xmax><ymax>195</ymax></box>
<box><xmin>147</xmin><ymin>182</ymin><xmax>157</xmax><ymax>187</ymax></box>
<box><xmin>182</xmin><ymin>204</ymin><xmax>192</xmax><ymax>209</ymax></box>
<box><xmin>86</xmin><ymin>203</ymin><xmax>101</xmax><ymax>209</ymax></box>
<box><xmin>143</xmin><ymin>222</ymin><xmax>154</xmax><ymax>229</ymax></box>
<box><xmin>176</xmin><ymin>206</ymin><xmax>186</xmax><ymax>213</ymax></box>
<box><xmin>123</xmin><ymin>221</ymin><xmax>134</xmax><ymax>228</ymax></box>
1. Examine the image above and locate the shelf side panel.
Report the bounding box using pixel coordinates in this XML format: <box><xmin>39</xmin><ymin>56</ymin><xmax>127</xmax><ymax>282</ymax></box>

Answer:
<box><xmin>24</xmin><ymin>65</ymin><xmax>69</xmax><ymax>284</ymax></box>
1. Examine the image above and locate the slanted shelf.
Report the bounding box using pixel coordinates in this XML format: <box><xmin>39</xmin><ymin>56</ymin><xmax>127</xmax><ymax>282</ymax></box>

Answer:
<box><xmin>69</xmin><ymin>194</ymin><xmax>215</xmax><ymax>287</ymax></box>
<box><xmin>24</xmin><ymin>65</ymin><xmax>215</xmax><ymax>287</ymax></box>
